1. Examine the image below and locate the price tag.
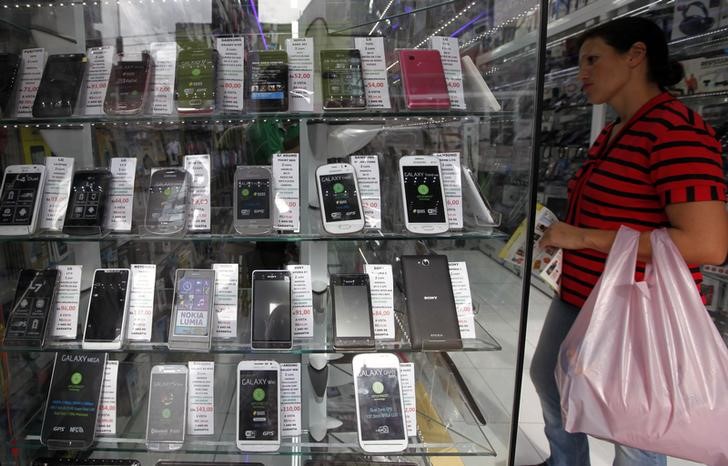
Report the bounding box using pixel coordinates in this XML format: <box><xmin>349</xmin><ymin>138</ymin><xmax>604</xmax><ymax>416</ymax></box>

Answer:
<box><xmin>184</xmin><ymin>154</ymin><xmax>211</xmax><ymax>232</ymax></box>
<box><xmin>50</xmin><ymin>265</ymin><xmax>83</xmax><ymax>339</ymax></box>
<box><xmin>127</xmin><ymin>264</ymin><xmax>156</xmax><ymax>341</ymax></box>
<box><xmin>95</xmin><ymin>360</ymin><xmax>119</xmax><ymax>435</ymax></box>
<box><xmin>15</xmin><ymin>48</ymin><xmax>46</xmax><ymax>117</ymax></box>
<box><xmin>84</xmin><ymin>46</ymin><xmax>114</xmax><ymax>115</ymax></box>
<box><xmin>215</xmin><ymin>37</ymin><xmax>244</xmax><ymax>112</ymax></box>
<box><xmin>105</xmin><ymin>157</ymin><xmax>137</xmax><ymax>232</ymax></box>
<box><xmin>286</xmin><ymin>264</ymin><xmax>313</xmax><ymax>338</ymax></box>
<box><xmin>429</xmin><ymin>37</ymin><xmax>466</xmax><ymax>110</ymax></box>
<box><xmin>272</xmin><ymin>153</ymin><xmax>300</xmax><ymax>233</ymax></box>
<box><xmin>400</xmin><ymin>362</ymin><xmax>417</xmax><ymax>437</ymax></box>
<box><xmin>212</xmin><ymin>263</ymin><xmax>238</xmax><ymax>340</ymax></box>
<box><xmin>350</xmin><ymin>155</ymin><xmax>381</xmax><ymax>229</ymax></box>
<box><xmin>39</xmin><ymin>157</ymin><xmax>74</xmax><ymax>231</ymax></box>
<box><xmin>448</xmin><ymin>262</ymin><xmax>476</xmax><ymax>339</ymax></box>
<box><xmin>280</xmin><ymin>363</ymin><xmax>301</xmax><ymax>436</ymax></box>
<box><xmin>434</xmin><ymin>152</ymin><xmax>463</xmax><ymax>230</ymax></box>
<box><xmin>187</xmin><ymin>361</ymin><xmax>214</xmax><ymax>435</ymax></box>
<box><xmin>354</xmin><ymin>37</ymin><xmax>391</xmax><ymax>109</ymax></box>
<box><xmin>150</xmin><ymin>42</ymin><xmax>177</xmax><ymax>115</ymax></box>
<box><xmin>364</xmin><ymin>264</ymin><xmax>394</xmax><ymax>340</ymax></box>
<box><xmin>285</xmin><ymin>38</ymin><xmax>314</xmax><ymax>112</ymax></box>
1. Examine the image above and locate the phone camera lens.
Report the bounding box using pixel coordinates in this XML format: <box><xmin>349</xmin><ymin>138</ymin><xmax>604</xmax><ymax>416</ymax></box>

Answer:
<box><xmin>422</xmin><ymin>258</ymin><xmax>430</xmax><ymax>266</ymax></box>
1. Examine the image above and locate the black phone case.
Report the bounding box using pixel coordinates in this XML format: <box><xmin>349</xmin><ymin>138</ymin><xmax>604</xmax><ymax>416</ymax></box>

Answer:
<box><xmin>400</xmin><ymin>255</ymin><xmax>462</xmax><ymax>350</ymax></box>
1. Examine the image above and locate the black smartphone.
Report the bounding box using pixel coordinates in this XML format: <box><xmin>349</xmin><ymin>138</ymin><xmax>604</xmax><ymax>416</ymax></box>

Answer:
<box><xmin>104</xmin><ymin>52</ymin><xmax>152</xmax><ymax>115</ymax></box>
<box><xmin>0</xmin><ymin>53</ymin><xmax>21</xmax><ymax>116</ymax></box>
<box><xmin>145</xmin><ymin>168</ymin><xmax>190</xmax><ymax>235</ymax></box>
<box><xmin>32</xmin><ymin>54</ymin><xmax>87</xmax><ymax>117</ymax></box>
<box><xmin>62</xmin><ymin>169</ymin><xmax>113</xmax><ymax>235</ymax></box>
<box><xmin>400</xmin><ymin>255</ymin><xmax>462</xmax><ymax>350</ymax></box>
<box><xmin>331</xmin><ymin>273</ymin><xmax>375</xmax><ymax>350</ymax></box>
<box><xmin>247</xmin><ymin>50</ymin><xmax>288</xmax><ymax>112</ymax></box>
<box><xmin>251</xmin><ymin>270</ymin><xmax>292</xmax><ymax>350</ymax></box>
<box><xmin>3</xmin><ymin>269</ymin><xmax>60</xmax><ymax>348</ymax></box>
<box><xmin>175</xmin><ymin>48</ymin><xmax>217</xmax><ymax>115</ymax></box>
<box><xmin>320</xmin><ymin>49</ymin><xmax>366</xmax><ymax>110</ymax></box>
<box><xmin>82</xmin><ymin>268</ymin><xmax>131</xmax><ymax>350</ymax></box>
<box><xmin>40</xmin><ymin>352</ymin><xmax>107</xmax><ymax>450</ymax></box>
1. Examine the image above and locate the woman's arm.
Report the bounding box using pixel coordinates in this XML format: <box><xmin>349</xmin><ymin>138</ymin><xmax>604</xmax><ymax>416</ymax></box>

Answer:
<box><xmin>540</xmin><ymin>201</ymin><xmax>728</xmax><ymax>264</ymax></box>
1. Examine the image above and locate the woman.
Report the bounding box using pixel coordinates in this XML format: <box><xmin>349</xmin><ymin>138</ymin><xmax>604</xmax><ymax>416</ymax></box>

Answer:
<box><xmin>527</xmin><ymin>17</ymin><xmax>728</xmax><ymax>466</ymax></box>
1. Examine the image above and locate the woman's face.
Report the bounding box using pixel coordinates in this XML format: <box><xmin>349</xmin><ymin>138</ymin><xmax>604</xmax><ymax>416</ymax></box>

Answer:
<box><xmin>578</xmin><ymin>37</ymin><xmax>633</xmax><ymax>105</ymax></box>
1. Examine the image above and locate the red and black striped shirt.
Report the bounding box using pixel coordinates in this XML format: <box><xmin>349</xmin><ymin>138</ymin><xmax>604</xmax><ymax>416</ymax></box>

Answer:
<box><xmin>561</xmin><ymin>92</ymin><xmax>726</xmax><ymax>309</ymax></box>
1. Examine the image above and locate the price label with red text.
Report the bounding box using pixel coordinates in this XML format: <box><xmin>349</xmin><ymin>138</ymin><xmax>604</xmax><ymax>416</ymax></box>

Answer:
<box><xmin>188</xmin><ymin>361</ymin><xmax>214</xmax><ymax>435</ymax></box>
<box><xmin>185</xmin><ymin>154</ymin><xmax>211</xmax><ymax>232</ymax></box>
<box><xmin>350</xmin><ymin>155</ymin><xmax>382</xmax><ymax>229</ymax></box>
<box><xmin>429</xmin><ymin>37</ymin><xmax>465</xmax><ymax>109</ymax></box>
<box><xmin>127</xmin><ymin>264</ymin><xmax>156</xmax><ymax>341</ymax></box>
<box><xmin>434</xmin><ymin>152</ymin><xmax>463</xmax><ymax>229</ymax></box>
<box><xmin>50</xmin><ymin>265</ymin><xmax>83</xmax><ymax>339</ymax></box>
<box><xmin>95</xmin><ymin>360</ymin><xmax>119</xmax><ymax>435</ymax></box>
<box><xmin>273</xmin><ymin>153</ymin><xmax>300</xmax><ymax>232</ymax></box>
<box><xmin>364</xmin><ymin>264</ymin><xmax>394</xmax><ymax>339</ymax></box>
<box><xmin>105</xmin><ymin>157</ymin><xmax>136</xmax><ymax>232</ymax></box>
<box><xmin>285</xmin><ymin>38</ymin><xmax>314</xmax><ymax>112</ymax></box>
<box><xmin>215</xmin><ymin>37</ymin><xmax>244</xmax><ymax>112</ymax></box>
<box><xmin>15</xmin><ymin>48</ymin><xmax>46</xmax><ymax>117</ymax></box>
<box><xmin>39</xmin><ymin>157</ymin><xmax>74</xmax><ymax>231</ymax></box>
<box><xmin>212</xmin><ymin>263</ymin><xmax>238</xmax><ymax>339</ymax></box>
<box><xmin>84</xmin><ymin>46</ymin><xmax>114</xmax><ymax>115</ymax></box>
<box><xmin>287</xmin><ymin>264</ymin><xmax>313</xmax><ymax>338</ymax></box>
<box><xmin>281</xmin><ymin>363</ymin><xmax>301</xmax><ymax>436</ymax></box>
<box><xmin>150</xmin><ymin>42</ymin><xmax>177</xmax><ymax>115</ymax></box>
<box><xmin>449</xmin><ymin>261</ymin><xmax>476</xmax><ymax>339</ymax></box>
<box><xmin>400</xmin><ymin>362</ymin><xmax>417</xmax><ymax>437</ymax></box>
<box><xmin>354</xmin><ymin>37</ymin><xmax>391</xmax><ymax>109</ymax></box>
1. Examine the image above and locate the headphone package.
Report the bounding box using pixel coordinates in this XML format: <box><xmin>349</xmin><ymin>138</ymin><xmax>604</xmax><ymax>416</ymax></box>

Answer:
<box><xmin>671</xmin><ymin>0</ymin><xmax>721</xmax><ymax>39</ymax></box>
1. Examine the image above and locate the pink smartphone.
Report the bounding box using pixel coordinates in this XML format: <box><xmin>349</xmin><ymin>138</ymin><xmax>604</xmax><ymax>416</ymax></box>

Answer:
<box><xmin>399</xmin><ymin>49</ymin><xmax>451</xmax><ymax>110</ymax></box>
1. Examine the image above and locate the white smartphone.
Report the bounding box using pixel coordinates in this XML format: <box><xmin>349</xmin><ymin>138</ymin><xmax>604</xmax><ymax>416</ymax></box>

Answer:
<box><xmin>82</xmin><ymin>268</ymin><xmax>131</xmax><ymax>350</ymax></box>
<box><xmin>168</xmin><ymin>269</ymin><xmax>216</xmax><ymax>352</ymax></box>
<box><xmin>0</xmin><ymin>164</ymin><xmax>46</xmax><ymax>236</ymax></box>
<box><xmin>398</xmin><ymin>155</ymin><xmax>449</xmax><ymax>234</ymax></box>
<box><xmin>233</xmin><ymin>165</ymin><xmax>273</xmax><ymax>235</ymax></box>
<box><xmin>145</xmin><ymin>364</ymin><xmax>188</xmax><ymax>451</ymax></box>
<box><xmin>236</xmin><ymin>360</ymin><xmax>281</xmax><ymax>452</ymax></box>
<box><xmin>461</xmin><ymin>55</ymin><xmax>501</xmax><ymax>112</ymax></box>
<box><xmin>352</xmin><ymin>353</ymin><xmax>408</xmax><ymax>453</ymax></box>
<box><xmin>315</xmin><ymin>163</ymin><xmax>365</xmax><ymax>235</ymax></box>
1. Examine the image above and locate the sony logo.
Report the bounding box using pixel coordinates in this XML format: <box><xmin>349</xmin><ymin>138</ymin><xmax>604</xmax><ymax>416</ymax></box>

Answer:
<box><xmin>423</xmin><ymin>295</ymin><xmax>438</xmax><ymax>300</ymax></box>
<box><xmin>61</xmin><ymin>354</ymin><xmax>101</xmax><ymax>364</ymax></box>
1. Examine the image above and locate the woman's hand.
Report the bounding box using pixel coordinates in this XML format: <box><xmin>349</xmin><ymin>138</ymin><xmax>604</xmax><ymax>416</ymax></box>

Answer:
<box><xmin>539</xmin><ymin>222</ymin><xmax>588</xmax><ymax>250</ymax></box>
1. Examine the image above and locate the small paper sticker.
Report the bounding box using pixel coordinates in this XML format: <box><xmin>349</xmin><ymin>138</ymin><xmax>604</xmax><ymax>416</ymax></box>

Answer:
<box><xmin>39</xmin><ymin>157</ymin><xmax>74</xmax><ymax>231</ymax></box>
<box><xmin>127</xmin><ymin>264</ymin><xmax>156</xmax><ymax>342</ymax></box>
<box><xmin>429</xmin><ymin>37</ymin><xmax>466</xmax><ymax>110</ymax></box>
<box><xmin>50</xmin><ymin>265</ymin><xmax>83</xmax><ymax>339</ymax></box>
<box><xmin>287</xmin><ymin>264</ymin><xmax>313</xmax><ymax>338</ymax></box>
<box><xmin>215</xmin><ymin>37</ymin><xmax>245</xmax><ymax>112</ymax></box>
<box><xmin>84</xmin><ymin>46</ymin><xmax>115</xmax><ymax>115</ymax></box>
<box><xmin>354</xmin><ymin>37</ymin><xmax>392</xmax><ymax>109</ymax></box>
<box><xmin>184</xmin><ymin>154</ymin><xmax>211</xmax><ymax>232</ymax></box>
<box><xmin>281</xmin><ymin>363</ymin><xmax>302</xmax><ymax>436</ymax></box>
<box><xmin>285</xmin><ymin>38</ymin><xmax>315</xmax><ymax>112</ymax></box>
<box><xmin>105</xmin><ymin>157</ymin><xmax>137</xmax><ymax>232</ymax></box>
<box><xmin>434</xmin><ymin>152</ymin><xmax>463</xmax><ymax>230</ymax></box>
<box><xmin>212</xmin><ymin>263</ymin><xmax>238</xmax><ymax>340</ymax></box>
<box><xmin>448</xmin><ymin>262</ymin><xmax>476</xmax><ymax>339</ymax></box>
<box><xmin>400</xmin><ymin>362</ymin><xmax>417</xmax><ymax>437</ymax></box>
<box><xmin>364</xmin><ymin>264</ymin><xmax>394</xmax><ymax>340</ymax></box>
<box><xmin>350</xmin><ymin>155</ymin><xmax>382</xmax><ymax>229</ymax></box>
<box><xmin>95</xmin><ymin>360</ymin><xmax>119</xmax><ymax>435</ymax></box>
<box><xmin>187</xmin><ymin>361</ymin><xmax>215</xmax><ymax>436</ymax></box>
<box><xmin>272</xmin><ymin>153</ymin><xmax>300</xmax><ymax>232</ymax></box>
<box><xmin>15</xmin><ymin>48</ymin><xmax>46</xmax><ymax>117</ymax></box>
<box><xmin>150</xmin><ymin>42</ymin><xmax>177</xmax><ymax>115</ymax></box>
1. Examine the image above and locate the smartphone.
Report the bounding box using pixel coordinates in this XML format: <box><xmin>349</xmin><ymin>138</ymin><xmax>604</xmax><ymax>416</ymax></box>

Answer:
<box><xmin>321</xmin><ymin>49</ymin><xmax>366</xmax><ymax>110</ymax></box>
<box><xmin>233</xmin><ymin>166</ymin><xmax>273</xmax><ymax>235</ymax></box>
<box><xmin>247</xmin><ymin>50</ymin><xmax>288</xmax><ymax>112</ymax></box>
<box><xmin>175</xmin><ymin>48</ymin><xmax>217</xmax><ymax>114</ymax></box>
<box><xmin>462</xmin><ymin>165</ymin><xmax>496</xmax><ymax>227</ymax></box>
<box><xmin>398</xmin><ymin>155</ymin><xmax>448</xmax><ymax>234</ymax></box>
<box><xmin>398</xmin><ymin>49</ymin><xmax>450</xmax><ymax>110</ymax></box>
<box><xmin>236</xmin><ymin>360</ymin><xmax>280</xmax><ymax>452</ymax></box>
<box><xmin>3</xmin><ymin>269</ymin><xmax>60</xmax><ymax>348</ymax></box>
<box><xmin>0</xmin><ymin>164</ymin><xmax>46</xmax><ymax>235</ymax></box>
<box><xmin>82</xmin><ymin>268</ymin><xmax>131</xmax><ymax>350</ymax></box>
<box><xmin>168</xmin><ymin>269</ymin><xmax>216</xmax><ymax>351</ymax></box>
<box><xmin>461</xmin><ymin>55</ymin><xmax>501</xmax><ymax>112</ymax></box>
<box><xmin>352</xmin><ymin>353</ymin><xmax>408</xmax><ymax>453</ymax></box>
<box><xmin>145</xmin><ymin>168</ymin><xmax>191</xmax><ymax>235</ymax></box>
<box><xmin>315</xmin><ymin>163</ymin><xmax>365</xmax><ymax>235</ymax></box>
<box><xmin>145</xmin><ymin>365</ymin><xmax>188</xmax><ymax>451</ymax></box>
<box><xmin>251</xmin><ymin>270</ymin><xmax>292</xmax><ymax>350</ymax></box>
<box><xmin>104</xmin><ymin>52</ymin><xmax>153</xmax><ymax>115</ymax></box>
<box><xmin>0</xmin><ymin>53</ymin><xmax>21</xmax><ymax>116</ymax></box>
<box><xmin>40</xmin><ymin>352</ymin><xmax>107</xmax><ymax>450</ymax></box>
<box><xmin>32</xmin><ymin>54</ymin><xmax>87</xmax><ymax>117</ymax></box>
<box><xmin>400</xmin><ymin>255</ymin><xmax>462</xmax><ymax>351</ymax></box>
<box><xmin>331</xmin><ymin>273</ymin><xmax>375</xmax><ymax>350</ymax></box>
<box><xmin>63</xmin><ymin>169</ymin><xmax>112</xmax><ymax>235</ymax></box>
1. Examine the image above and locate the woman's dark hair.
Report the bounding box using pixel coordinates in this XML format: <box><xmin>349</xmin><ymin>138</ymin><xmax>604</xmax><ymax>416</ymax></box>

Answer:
<box><xmin>577</xmin><ymin>17</ymin><xmax>684</xmax><ymax>88</ymax></box>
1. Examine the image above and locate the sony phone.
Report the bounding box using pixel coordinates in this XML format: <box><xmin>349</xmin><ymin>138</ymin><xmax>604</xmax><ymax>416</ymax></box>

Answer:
<box><xmin>33</xmin><ymin>54</ymin><xmax>87</xmax><ymax>117</ymax></box>
<box><xmin>82</xmin><ymin>268</ymin><xmax>131</xmax><ymax>350</ymax></box>
<box><xmin>331</xmin><ymin>273</ymin><xmax>375</xmax><ymax>350</ymax></box>
<box><xmin>233</xmin><ymin>166</ymin><xmax>273</xmax><ymax>235</ymax></box>
<box><xmin>236</xmin><ymin>360</ymin><xmax>280</xmax><ymax>452</ymax></box>
<box><xmin>247</xmin><ymin>50</ymin><xmax>288</xmax><ymax>112</ymax></box>
<box><xmin>63</xmin><ymin>169</ymin><xmax>112</xmax><ymax>235</ymax></box>
<box><xmin>251</xmin><ymin>270</ymin><xmax>292</xmax><ymax>350</ymax></box>
<box><xmin>104</xmin><ymin>52</ymin><xmax>153</xmax><ymax>115</ymax></box>
<box><xmin>398</xmin><ymin>155</ymin><xmax>448</xmax><ymax>234</ymax></box>
<box><xmin>168</xmin><ymin>269</ymin><xmax>216</xmax><ymax>351</ymax></box>
<box><xmin>0</xmin><ymin>164</ymin><xmax>46</xmax><ymax>235</ymax></box>
<box><xmin>3</xmin><ymin>269</ymin><xmax>60</xmax><ymax>348</ymax></box>
<box><xmin>145</xmin><ymin>168</ymin><xmax>190</xmax><ymax>235</ymax></box>
<box><xmin>398</xmin><ymin>49</ymin><xmax>450</xmax><ymax>110</ymax></box>
<box><xmin>0</xmin><ymin>53</ymin><xmax>20</xmax><ymax>116</ymax></box>
<box><xmin>315</xmin><ymin>163</ymin><xmax>365</xmax><ymax>235</ymax></box>
<box><xmin>175</xmin><ymin>48</ymin><xmax>217</xmax><ymax>114</ymax></box>
<box><xmin>145</xmin><ymin>364</ymin><xmax>188</xmax><ymax>451</ymax></box>
<box><xmin>321</xmin><ymin>49</ymin><xmax>366</xmax><ymax>110</ymax></box>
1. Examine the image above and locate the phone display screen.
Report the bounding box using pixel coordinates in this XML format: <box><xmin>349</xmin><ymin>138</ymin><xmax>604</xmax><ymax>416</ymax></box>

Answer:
<box><xmin>5</xmin><ymin>270</ymin><xmax>58</xmax><ymax>343</ymax></box>
<box><xmin>334</xmin><ymin>280</ymin><xmax>371</xmax><ymax>338</ymax></box>
<box><xmin>321</xmin><ymin>51</ymin><xmax>365</xmax><ymax>108</ymax></box>
<box><xmin>356</xmin><ymin>366</ymin><xmax>405</xmax><ymax>441</ymax></box>
<box><xmin>238</xmin><ymin>369</ymin><xmax>278</xmax><ymax>441</ymax></box>
<box><xmin>252</xmin><ymin>273</ymin><xmax>291</xmax><ymax>344</ymax></box>
<box><xmin>0</xmin><ymin>171</ymin><xmax>42</xmax><ymax>226</ymax></box>
<box><xmin>249</xmin><ymin>53</ymin><xmax>287</xmax><ymax>102</ymax></box>
<box><xmin>85</xmin><ymin>270</ymin><xmax>129</xmax><ymax>342</ymax></box>
<box><xmin>176</xmin><ymin>49</ymin><xmax>215</xmax><ymax>107</ymax></box>
<box><xmin>41</xmin><ymin>352</ymin><xmax>106</xmax><ymax>446</ymax></box>
<box><xmin>319</xmin><ymin>172</ymin><xmax>361</xmax><ymax>223</ymax></box>
<box><xmin>106</xmin><ymin>60</ymin><xmax>148</xmax><ymax>109</ymax></box>
<box><xmin>147</xmin><ymin>170</ymin><xmax>188</xmax><ymax>227</ymax></box>
<box><xmin>173</xmin><ymin>273</ymin><xmax>213</xmax><ymax>336</ymax></box>
<box><xmin>237</xmin><ymin>178</ymin><xmax>270</xmax><ymax>220</ymax></box>
<box><xmin>66</xmin><ymin>171</ymin><xmax>110</xmax><ymax>228</ymax></box>
<box><xmin>147</xmin><ymin>371</ymin><xmax>187</xmax><ymax>443</ymax></box>
<box><xmin>34</xmin><ymin>55</ymin><xmax>85</xmax><ymax>116</ymax></box>
<box><xmin>402</xmin><ymin>165</ymin><xmax>446</xmax><ymax>224</ymax></box>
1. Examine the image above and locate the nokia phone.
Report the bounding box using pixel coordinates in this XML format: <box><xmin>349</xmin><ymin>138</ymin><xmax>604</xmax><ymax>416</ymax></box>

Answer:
<box><xmin>315</xmin><ymin>163</ymin><xmax>365</xmax><ymax>235</ymax></box>
<box><xmin>33</xmin><ymin>54</ymin><xmax>87</xmax><ymax>117</ymax></box>
<box><xmin>168</xmin><ymin>269</ymin><xmax>216</xmax><ymax>351</ymax></box>
<box><xmin>82</xmin><ymin>268</ymin><xmax>131</xmax><ymax>350</ymax></box>
<box><xmin>233</xmin><ymin>165</ymin><xmax>273</xmax><ymax>235</ymax></box>
<box><xmin>175</xmin><ymin>48</ymin><xmax>217</xmax><ymax>115</ymax></box>
<box><xmin>236</xmin><ymin>360</ymin><xmax>280</xmax><ymax>452</ymax></box>
<box><xmin>63</xmin><ymin>169</ymin><xmax>112</xmax><ymax>235</ymax></box>
<box><xmin>398</xmin><ymin>49</ymin><xmax>450</xmax><ymax>110</ymax></box>
<box><xmin>331</xmin><ymin>273</ymin><xmax>375</xmax><ymax>350</ymax></box>
<box><xmin>40</xmin><ymin>352</ymin><xmax>107</xmax><ymax>450</ymax></box>
<box><xmin>145</xmin><ymin>168</ymin><xmax>191</xmax><ymax>235</ymax></box>
<box><xmin>400</xmin><ymin>255</ymin><xmax>462</xmax><ymax>350</ymax></box>
<box><xmin>0</xmin><ymin>53</ymin><xmax>20</xmax><ymax>116</ymax></box>
<box><xmin>0</xmin><ymin>164</ymin><xmax>46</xmax><ymax>235</ymax></box>
<box><xmin>3</xmin><ymin>269</ymin><xmax>60</xmax><ymax>348</ymax></box>
<box><xmin>321</xmin><ymin>49</ymin><xmax>366</xmax><ymax>110</ymax></box>
<box><xmin>398</xmin><ymin>155</ymin><xmax>448</xmax><ymax>234</ymax></box>
<box><xmin>145</xmin><ymin>364</ymin><xmax>188</xmax><ymax>451</ymax></box>
<box><xmin>104</xmin><ymin>52</ymin><xmax>153</xmax><ymax>115</ymax></box>
<box><xmin>352</xmin><ymin>353</ymin><xmax>408</xmax><ymax>453</ymax></box>
<box><xmin>247</xmin><ymin>50</ymin><xmax>288</xmax><ymax>112</ymax></box>
<box><xmin>251</xmin><ymin>270</ymin><xmax>292</xmax><ymax>350</ymax></box>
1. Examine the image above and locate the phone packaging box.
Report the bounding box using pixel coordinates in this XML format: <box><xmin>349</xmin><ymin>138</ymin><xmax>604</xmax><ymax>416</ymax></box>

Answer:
<box><xmin>672</xmin><ymin>56</ymin><xmax>728</xmax><ymax>95</ymax></box>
